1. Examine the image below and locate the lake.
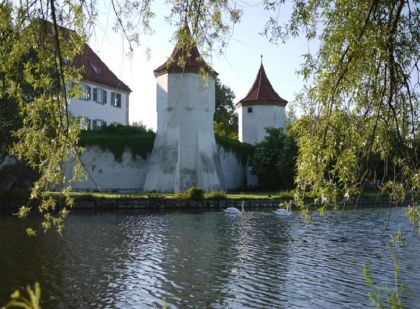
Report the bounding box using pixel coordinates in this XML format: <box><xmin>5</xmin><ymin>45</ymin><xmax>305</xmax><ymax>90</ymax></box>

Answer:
<box><xmin>0</xmin><ymin>207</ymin><xmax>419</xmax><ymax>308</ymax></box>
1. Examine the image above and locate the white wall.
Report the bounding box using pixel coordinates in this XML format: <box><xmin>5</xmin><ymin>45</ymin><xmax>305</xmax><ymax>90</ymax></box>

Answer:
<box><xmin>69</xmin><ymin>146</ymin><xmax>148</xmax><ymax>192</ymax></box>
<box><xmin>238</xmin><ymin>104</ymin><xmax>286</xmax><ymax>145</ymax></box>
<box><xmin>68</xmin><ymin>80</ymin><xmax>130</xmax><ymax>127</ymax></box>
<box><xmin>69</xmin><ymin>146</ymin><xmax>248</xmax><ymax>192</ymax></box>
<box><xmin>217</xmin><ymin>148</ymin><xmax>247</xmax><ymax>190</ymax></box>
<box><xmin>144</xmin><ymin>73</ymin><xmax>225</xmax><ymax>192</ymax></box>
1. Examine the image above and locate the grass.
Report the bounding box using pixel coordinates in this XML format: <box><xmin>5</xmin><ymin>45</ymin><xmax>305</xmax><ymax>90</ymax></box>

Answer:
<box><xmin>226</xmin><ymin>191</ymin><xmax>293</xmax><ymax>199</ymax></box>
<box><xmin>42</xmin><ymin>189</ymin><xmax>395</xmax><ymax>207</ymax></box>
<box><xmin>47</xmin><ymin>190</ymin><xmax>294</xmax><ymax>201</ymax></box>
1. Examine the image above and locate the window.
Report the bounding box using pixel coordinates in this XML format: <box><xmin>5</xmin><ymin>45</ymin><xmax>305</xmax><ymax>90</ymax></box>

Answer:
<box><xmin>79</xmin><ymin>117</ymin><xmax>91</xmax><ymax>130</ymax></box>
<box><xmin>92</xmin><ymin>119</ymin><xmax>106</xmax><ymax>130</ymax></box>
<box><xmin>93</xmin><ymin>88</ymin><xmax>107</xmax><ymax>104</ymax></box>
<box><xmin>80</xmin><ymin>84</ymin><xmax>91</xmax><ymax>100</ymax></box>
<box><xmin>247</xmin><ymin>107</ymin><xmax>253</xmax><ymax>113</ymax></box>
<box><xmin>90</xmin><ymin>63</ymin><xmax>101</xmax><ymax>74</ymax></box>
<box><xmin>111</xmin><ymin>92</ymin><xmax>122</xmax><ymax>108</ymax></box>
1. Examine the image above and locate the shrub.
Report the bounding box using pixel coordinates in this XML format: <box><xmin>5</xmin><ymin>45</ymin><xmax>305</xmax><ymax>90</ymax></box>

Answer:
<box><xmin>186</xmin><ymin>187</ymin><xmax>204</xmax><ymax>201</ymax></box>
<box><xmin>204</xmin><ymin>191</ymin><xmax>227</xmax><ymax>200</ymax></box>
<box><xmin>79</xmin><ymin>125</ymin><xmax>156</xmax><ymax>161</ymax></box>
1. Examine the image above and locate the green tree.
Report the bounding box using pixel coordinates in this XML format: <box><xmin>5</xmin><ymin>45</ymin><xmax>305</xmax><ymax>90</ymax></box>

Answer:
<box><xmin>0</xmin><ymin>5</ymin><xmax>22</xmax><ymax>163</ymax></box>
<box><xmin>2</xmin><ymin>0</ymin><xmax>418</xmax><ymax>231</ymax></box>
<box><xmin>0</xmin><ymin>0</ymin><xmax>241</xmax><ymax>234</ymax></box>
<box><xmin>251</xmin><ymin>127</ymin><xmax>297</xmax><ymax>190</ymax></box>
<box><xmin>263</xmin><ymin>0</ymin><xmax>419</xmax><ymax>215</ymax></box>
<box><xmin>1</xmin><ymin>2</ymin><xmax>86</xmax><ymax>234</ymax></box>
<box><xmin>214</xmin><ymin>79</ymin><xmax>238</xmax><ymax>139</ymax></box>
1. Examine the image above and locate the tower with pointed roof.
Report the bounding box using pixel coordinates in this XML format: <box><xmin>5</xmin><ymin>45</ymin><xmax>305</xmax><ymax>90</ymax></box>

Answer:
<box><xmin>236</xmin><ymin>60</ymin><xmax>288</xmax><ymax>145</ymax></box>
<box><xmin>143</xmin><ymin>27</ymin><xmax>224</xmax><ymax>192</ymax></box>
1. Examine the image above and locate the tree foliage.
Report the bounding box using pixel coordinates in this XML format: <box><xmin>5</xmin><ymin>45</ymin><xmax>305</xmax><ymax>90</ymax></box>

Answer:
<box><xmin>1</xmin><ymin>2</ymin><xmax>87</xmax><ymax>234</ymax></box>
<box><xmin>251</xmin><ymin>127</ymin><xmax>297</xmax><ymax>190</ymax></box>
<box><xmin>2</xmin><ymin>0</ymin><xmax>419</xmax><ymax>233</ymax></box>
<box><xmin>263</xmin><ymin>0</ymin><xmax>419</xmax><ymax>215</ymax></box>
<box><xmin>1</xmin><ymin>0</ymin><xmax>241</xmax><ymax>234</ymax></box>
<box><xmin>214</xmin><ymin>79</ymin><xmax>238</xmax><ymax>139</ymax></box>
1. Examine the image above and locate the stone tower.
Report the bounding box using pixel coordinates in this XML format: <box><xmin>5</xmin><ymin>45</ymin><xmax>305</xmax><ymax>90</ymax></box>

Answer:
<box><xmin>237</xmin><ymin>60</ymin><xmax>288</xmax><ymax>145</ymax></box>
<box><xmin>143</xmin><ymin>28</ymin><xmax>224</xmax><ymax>192</ymax></box>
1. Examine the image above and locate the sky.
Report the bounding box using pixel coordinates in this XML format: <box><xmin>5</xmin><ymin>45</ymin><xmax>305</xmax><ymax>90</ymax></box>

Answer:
<box><xmin>88</xmin><ymin>1</ymin><xmax>318</xmax><ymax>131</ymax></box>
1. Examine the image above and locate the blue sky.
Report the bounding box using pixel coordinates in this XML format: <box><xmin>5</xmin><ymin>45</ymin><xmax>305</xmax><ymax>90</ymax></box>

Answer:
<box><xmin>89</xmin><ymin>1</ymin><xmax>318</xmax><ymax>130</ymax></box>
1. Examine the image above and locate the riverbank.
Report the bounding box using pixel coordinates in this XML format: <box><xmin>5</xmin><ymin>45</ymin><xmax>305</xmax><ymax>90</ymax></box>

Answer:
<box><xmin>0</xmin><ymin>190</ymin><xmax>402</xmax><ymax>210</ymax></box>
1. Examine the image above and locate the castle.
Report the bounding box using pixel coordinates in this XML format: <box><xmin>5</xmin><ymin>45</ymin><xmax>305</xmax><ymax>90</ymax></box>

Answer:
<box><xmin>69</xmin><ymin>27</ymin><xmax>288</xmax><ymax>192</ymax></box>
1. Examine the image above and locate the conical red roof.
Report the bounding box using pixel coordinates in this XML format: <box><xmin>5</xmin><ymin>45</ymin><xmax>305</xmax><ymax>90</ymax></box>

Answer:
<box><xmin>154</xmin><ymin>26</ymin><xmax>217</xmax><ymax>77</ymax></box>
<box><xmin>237</xmin><ymin>64</ymin><xmax>287</xmax><ymax>107</ymax></box>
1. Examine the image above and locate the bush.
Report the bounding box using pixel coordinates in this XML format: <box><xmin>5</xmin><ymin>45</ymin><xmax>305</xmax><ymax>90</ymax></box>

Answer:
<box><xmin>204</xmin><ymin>191</ymin><xmax>227</xmax><ymax>200</ymax></box>
<box><xmin>173</xmin><ymin>187</ymin><xmax>204</xmax><ymax>201</ymax></box>
<box><xmin>79</xmin><ymin>125</ymin><xmax>156</xmax><ymax>161</ymax></box>
<box><xmin>250</xmin><ymin>128</ymin><xmax>297</xmax><ymax>190</ymax></box>
<box><xmin>186</xmin><ymin>187</ymin><xmax>204</xmax><ymax>201</ymax></box>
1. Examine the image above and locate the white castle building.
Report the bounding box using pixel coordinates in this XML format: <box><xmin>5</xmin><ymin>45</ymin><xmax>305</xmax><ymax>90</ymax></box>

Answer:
<box><xmin>68</xmin><ymin>44</ymin><xmax>131</xmax><ymax>129</ymax></box>
<box><xmin>237</xmin><ymin>61</ymin><xmax>288</xmax><ymax>145</ymax></box>
<box><xmin>143</xmin><ymin>28</ymin><xmax>225</xmax><ymax>192</ymax></box>
<box><xmin>54</xmin><ymin>26</ymin><xmax>289</xmax><ymax>193</ymax></box>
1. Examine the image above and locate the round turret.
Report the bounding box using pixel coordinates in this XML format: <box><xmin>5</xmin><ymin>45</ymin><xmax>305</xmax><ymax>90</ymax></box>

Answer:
<box><xmin>144</xmin><ymin>27</ymin><xmax>224</xmax><ymax>192</ymax></box>
<box><xmin>237</xmin><ymin>62</ymin><xmax>287</xmax><ymax>145</ymax></box>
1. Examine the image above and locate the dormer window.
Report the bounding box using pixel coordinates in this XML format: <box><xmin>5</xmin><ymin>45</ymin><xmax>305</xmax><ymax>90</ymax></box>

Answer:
<box><xmin>90</xmin><ymin>63</ymin><xmax>101</xmax><ymax>74</ymax></box>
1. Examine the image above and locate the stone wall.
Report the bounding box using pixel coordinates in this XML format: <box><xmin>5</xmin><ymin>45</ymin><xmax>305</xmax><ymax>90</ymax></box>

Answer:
<box><xmin>69</xmin><ymin>145</ymin><xmax>250</xmax><ymax>192</ymax></box>
<box><xmin>69</xmin><ymin>146</ymin><xmax>148</xmax><ymax>192</ymax></box>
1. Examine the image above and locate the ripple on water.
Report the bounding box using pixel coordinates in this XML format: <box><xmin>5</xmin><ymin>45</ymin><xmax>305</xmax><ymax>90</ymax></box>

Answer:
<box><xmin>0</xmin><ymin>208</ymin><xmax>419</xmax><ymax>308</ymax></box>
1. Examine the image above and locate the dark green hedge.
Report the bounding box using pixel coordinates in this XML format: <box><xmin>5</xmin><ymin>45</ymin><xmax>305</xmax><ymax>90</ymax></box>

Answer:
<box><xmin>79</xmin><ymin>125</ymin><xmax>156</xmax><ymax>161</ymax></box>
<box><xmin>79</xmin><ymin>125</ymin><xmax>254</xmax><ymax>163</ymax></box>
<box><xmin>215</xmin><ymin>135</ymin><xmax>254</xmax><ymax>164</ymax></box>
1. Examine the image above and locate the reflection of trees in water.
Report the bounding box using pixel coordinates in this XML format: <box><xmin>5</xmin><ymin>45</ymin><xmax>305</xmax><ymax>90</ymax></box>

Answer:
<box><xmin>156</xmin><ymin>212</ymin><xmax>292</xmax><ymax>308</ymax></box>
<box><xmin>0</xmin><ymin>212</ymin><xmax>170</xmax><ymax>308</ymax></box>
<box><xmin>0</xmin><ymin>212</ymin><xmax>131</xmax><ymax>308</ymax></box>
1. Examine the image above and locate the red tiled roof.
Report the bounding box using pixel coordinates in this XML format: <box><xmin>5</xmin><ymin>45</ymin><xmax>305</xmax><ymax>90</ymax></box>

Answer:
<box><xmin>154</xmin><ymin>26</ymin><xmax>217</xmax><ymax>77</ymax></box>
<box><xmin>40</xmin><ymin>20</ymin><xmax>131</xmax><ymax>92</ymax></box>
<box><xmin>73</xmin><ymin>45</ymin><xmax>131</xmax><ymax>92</ymax></box>
<box><xmin>237</xmin><ymin>64</ymin><xmax>287</xmax><ymax>107</ymax></box>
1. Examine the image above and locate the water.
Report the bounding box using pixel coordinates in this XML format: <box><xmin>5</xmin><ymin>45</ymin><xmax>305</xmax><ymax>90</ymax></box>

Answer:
<box><xmin>0</xmin><ymin>207</ymin><xmax>419</xmax><ymax>308</ymax></box>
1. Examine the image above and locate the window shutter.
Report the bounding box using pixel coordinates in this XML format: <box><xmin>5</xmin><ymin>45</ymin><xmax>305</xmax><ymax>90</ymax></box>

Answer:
<box><xmin>102</xmin><ymin>90</ymin><xmax>107</xmax><ymax>104</ymax></box>
<box><xmin>87</xmin><ymin>86</ymin><xmax>91</xmax><ymax>100</ymax></box>
<box><xmin>116</xmin><ymin>93</ymin><xmax>122</xmax><ymax>107</ymax></box>
<box><xmin>111</xmin><ymin>92</ymin><xmax>115</xmax><ymax>106</ymax></box>
<box><xmin>92</xmin><ymin>88</ymin><xmax>97</xmax><ymax>101</ymax></box>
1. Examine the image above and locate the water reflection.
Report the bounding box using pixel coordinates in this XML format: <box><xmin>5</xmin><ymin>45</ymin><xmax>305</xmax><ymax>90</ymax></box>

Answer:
<box><xmin>0</xmin><ymin>208</ymin><xmax>419</xmax><ymax>308</ymax></box>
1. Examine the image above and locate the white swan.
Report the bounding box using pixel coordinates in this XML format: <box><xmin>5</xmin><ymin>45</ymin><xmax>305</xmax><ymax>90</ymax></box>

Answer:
<box><xmin>273</xmin><ymin>208</ymin><xmax>292</xmax><ymax>216</ymax></box>
<box><xmin>224</xmin><ymin>201</ymin><xmax>245</xmax><ymax>214</ymax></box>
